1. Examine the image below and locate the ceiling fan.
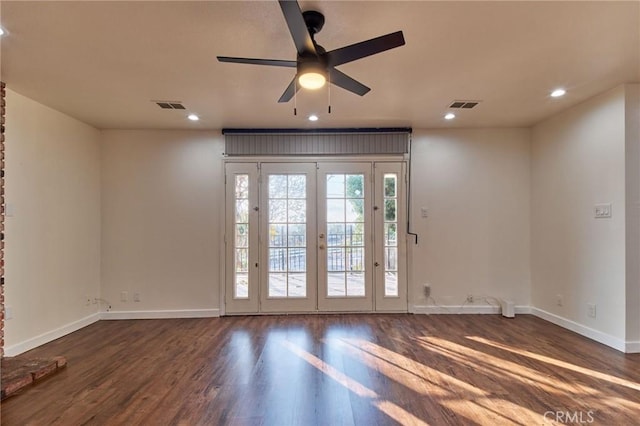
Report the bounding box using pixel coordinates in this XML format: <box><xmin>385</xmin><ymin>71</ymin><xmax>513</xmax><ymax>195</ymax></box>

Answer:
<box><xmin>217</xmin><ymin>0</ymin><xmax>406</xmax><ymax>103</ymax></box>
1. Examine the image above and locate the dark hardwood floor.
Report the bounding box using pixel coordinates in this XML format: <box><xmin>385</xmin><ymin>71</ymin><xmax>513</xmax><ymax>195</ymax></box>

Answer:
<box><xmin>1</xmin><ymin>314</ymin><xmax>639</xmax><ymax>425</ymax></box>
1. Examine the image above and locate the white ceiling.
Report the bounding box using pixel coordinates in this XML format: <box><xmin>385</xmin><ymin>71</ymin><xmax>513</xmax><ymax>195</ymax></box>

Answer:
<box><xmin>1</xmin><ymin>1</ymin><xmax>638</xmax><ymax>130</ymax></box>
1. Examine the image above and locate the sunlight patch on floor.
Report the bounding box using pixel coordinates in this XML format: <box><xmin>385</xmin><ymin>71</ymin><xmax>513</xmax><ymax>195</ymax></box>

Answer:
<box><xmin>467</xmin><ymin>336</ymin><xmax>640</xmax><ymax>393</ymax></box>
<box><xmin>336</xmin><ymin>338</ymin><xmax>547</xmax><ymax>425</ymax></box>
<box><xmin>334</xmin><ymin>337</ymin><xmax>485</xmax><ymax>397</ymax></box>
<box><xmin>416</xmin><ymin>336</ymin><xmax>598</xmax><ymax>397</ymax></box>
<box><xmin>281</xmin><ymin>340</ymin><xmax>429</xmax><ymax>425</ymax></box>
<box><xmin>441</xmin><ymin>397</ymin><xmax>537</xmax><ymax>426</ymax></box>
<box><xmin>374</xmin><ymin>399</ymin><xmax>430</xmax><ymax>426</ymax></box>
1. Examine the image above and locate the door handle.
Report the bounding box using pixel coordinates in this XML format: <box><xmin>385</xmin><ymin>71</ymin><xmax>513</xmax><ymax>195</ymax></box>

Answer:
<box><xmin>374</xmin><ymin>262</ymin><xmax>380</xmax><ymax>267</ymax></box>
<box><xmin>319</xmin><ymin>244</ymin><xmax>325</xmax><ymax>250</ymax></box>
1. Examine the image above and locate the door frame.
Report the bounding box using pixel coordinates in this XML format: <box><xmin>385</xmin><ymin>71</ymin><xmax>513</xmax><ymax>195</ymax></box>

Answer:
<box><xmin>224</xmin><ymin>162</ymin><xmax>260</xmax><ymax>314</ymax></box>
<box><xmin>222</xmin><ymin>156</ymin><xmax>408</xmax><ymax>315</ymax></box>
<box><xmin>373</xmin><ymin>161</ymin><xmax>408</xmax><ymax>311</ymax></box>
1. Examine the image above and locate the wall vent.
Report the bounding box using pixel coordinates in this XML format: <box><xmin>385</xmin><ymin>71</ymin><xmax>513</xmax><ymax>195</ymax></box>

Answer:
<box><xmin>449</xmin><ymin>100</ymin><xmax>480</xmax><ymax>109</ymax></box>
<box><xmin>153</xmin><ymin>101</ymin><xmax>186</xmax><ymax>110</ymax></box>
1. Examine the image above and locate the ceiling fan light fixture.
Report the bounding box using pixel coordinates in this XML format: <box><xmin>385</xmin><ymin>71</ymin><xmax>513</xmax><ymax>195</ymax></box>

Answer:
<box><xmin>297</xmin><ymin>61</ymin><xmax>326</xmax><ymax>90</ymax></box>
<box><xmin>298</xmin><ymin>71</ymin><xmax>326</xmax><ymax>90</ymax></box>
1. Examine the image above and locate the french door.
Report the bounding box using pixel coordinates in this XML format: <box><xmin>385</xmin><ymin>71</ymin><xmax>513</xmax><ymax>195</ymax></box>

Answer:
<box><xmin>224</xmin><ymin>161</ymin><xmax>406</xmax><ymax>314</ymax></box>
<box><xmin>259</xmin><ymin>163</ymin><xmax>317</xmax><ymax>312</ymax></box>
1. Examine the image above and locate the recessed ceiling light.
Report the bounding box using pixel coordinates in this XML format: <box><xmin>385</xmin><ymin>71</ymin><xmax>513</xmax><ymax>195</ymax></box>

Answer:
<box><xmin>551</xmin><ymin>88</ymin><xmax>566</xmax><ymax>98</ymax></box>
<box><xmin>187</xmin><ymin>114</ymin><xmax>199</xmax><ymax>121</ymax></box>
<box><xmin>444</xmin><ymin>113</ymin><xmax>456</xmax><ymax>120</ymax></box>
<box><xmin>308</xmin><ymin>114</ymin><xmax>319</xmax><ymax>122</ymax></box>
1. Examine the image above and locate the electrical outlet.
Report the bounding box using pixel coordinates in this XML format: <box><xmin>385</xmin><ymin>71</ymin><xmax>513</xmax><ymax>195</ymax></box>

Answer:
<box><xmin>5</xmin><ymin>306</ymin><xmax>13</xmax><ymax>320</ymax></box>
<box><xmin>466</xmin><ymin>294</ymin><xmax>474</xmax><ymax>303</ymax></box>
<box><xmin>121</xmin><ymin>291</ymin><xmax>128</xmax><ymax>302</ymax></box>
<box><xmin>133</xmin><ymin>292</ymin><xmax>141</xmax><ymax>302</ymax></box>
<box><xmin>421</xmin><ymin>207</ymin><xmax>429</xmax><ymax>218</ymax></box>
<box><xmin>423</xmin><ymin>284</ymin><xmax>431</xmax><ymax>298</ymax></box>
<box><xmin>86</xmin><ymin>296</ymin><xmax>92</xmax><ymax>306</ymax></box>
<box><xmin>556</xmin><ymin>294</ymin><xmax>563</xmax><ymax>307</ymax></box>
<box><xmin>587</xmin><ymin>303</ymin><xmax>597</xmax><ymax>318</ymax></box>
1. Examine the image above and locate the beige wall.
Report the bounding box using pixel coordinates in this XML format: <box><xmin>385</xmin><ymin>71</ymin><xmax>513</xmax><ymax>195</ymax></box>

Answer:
<box><xmin>4</xmin><ymin>89</ymin><xmax>101</xmax><ymax>354</ymax></box>
<box><xmin>409</xmin><ymin>129</ymin><xmax>531</xmax><ymax>309</ymax></box>
<box><xmin>100</xmin><ymin>130</ymin><xmax>224</xmax><ymax>314</ymax></box>
<box><xmin>531</xmin><ymin>86</ymin><xmax>627</xmax><ymax>343</ymax></box>
<box><xmin>625</xmin><ymin>84</ymin><xmax>640</xmax><ymax>347</ymax></box>
<box><xmin>101</xmin><ymin>129</ymin><xmax>532</xmax><ymax>316</ymax></box>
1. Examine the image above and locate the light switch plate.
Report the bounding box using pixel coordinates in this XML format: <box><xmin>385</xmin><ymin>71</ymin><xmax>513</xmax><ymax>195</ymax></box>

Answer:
<box><xmin>594</xmin><ymin>203</ymin><xmax>612</xmax><ymax>218</ymax></box>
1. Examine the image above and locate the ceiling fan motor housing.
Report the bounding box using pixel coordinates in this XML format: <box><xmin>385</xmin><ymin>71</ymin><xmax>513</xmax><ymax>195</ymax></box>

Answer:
<box><xmin>302</xmin><ymin>10</ymin><xmax>325</xmax><ymax>36</ymax></box>
<box><xmin>297</xmin><ymin>59</ymin><xmax>326</xmax><ymax>78</ymax></box>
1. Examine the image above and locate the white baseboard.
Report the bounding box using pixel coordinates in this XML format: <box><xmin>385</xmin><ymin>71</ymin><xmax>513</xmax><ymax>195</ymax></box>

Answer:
<box><xmin>530</xmin><ymin>307</ymin><xmax>627</xmax><ymax>353</ymax></box>
<box><xmin>625</xmin><ymin>341</ymin><xmax>640</xmax><ymax>353</ymax></box>
<box><xmin>5</xmin><ymin>307</ymin><xmax>636</xmax><ymax>356</ymax></box>
<box><xmin>411</xmin><ymin>304</ymin><xmax>531</xmax><ymax>315</ymax></box>
<box><xmin>100</xmin><ymin>308</ymin><xmax>220</xmax><ymax>320</ymax></box>
<box><xmin>4</xmin><ymin>312</ymin><xmax>101</xmax><ymax>357</ymax></box>
<box><xmin>3</xmin><ymin>309</ymin><xmax>220</xmax><ymax>356</ymax></box>
<box><xmin>411</xmin><ymin>305</ymin><xmax>632</xmax><ymax>353</ymax></box>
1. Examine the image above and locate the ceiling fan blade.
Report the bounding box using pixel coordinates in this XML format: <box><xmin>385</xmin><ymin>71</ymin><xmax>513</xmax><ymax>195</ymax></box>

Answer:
<box><xmin>329</xmin><ymin>68</ymin><xmax>371</xmax><ymax>96</ymax></box>
<box><xmin>325</xmin><ymin>31</ymin><xmax>405</xmax><ymax>67</ymax></box>
<box><xmin>217</xmin><ymin>56</ymin><xmax>297</xmax><ymax>67</ymax></box>
<box><xmin>278</xmin><ymin>0</ymin><xmax>317</xmax><ymax>55</ymax></box>
<box><xmin>278</xmin><ymin>77</ymin><xmax>300</xmax><ymax>103</ymax></box>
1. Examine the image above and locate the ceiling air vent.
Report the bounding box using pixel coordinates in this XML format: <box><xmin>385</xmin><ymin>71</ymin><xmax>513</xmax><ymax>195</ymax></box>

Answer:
<box><xmin>154</xmin><ymin>101</ymin><xmax>186</xmax><ymax>110</ymax></box>
<box><xmin>449</xmin><ymin>100</ymin><xmax>480</xmax><ymax>109</ymax></box>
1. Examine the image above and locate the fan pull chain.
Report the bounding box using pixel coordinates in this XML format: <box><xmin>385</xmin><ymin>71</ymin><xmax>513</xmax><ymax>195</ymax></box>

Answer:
<box><xmin>328</xmin><ymin>73</ymin><xmax>332</xmax><ymax>114</ymax></box>
<box><xmin>294</xmin><ymin>79</ymin><xmax>297</xmax><ymax>116</ymax></box>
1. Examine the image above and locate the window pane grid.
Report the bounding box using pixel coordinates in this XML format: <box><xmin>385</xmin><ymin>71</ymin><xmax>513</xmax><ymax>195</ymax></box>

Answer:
<box><xmin>268</xmin><ymin>174</ymin><xmax>307</xmax><ymax>298</ymax></box>
<box><xmin>234</xmin><ymin>175</ymin><xmax>250</xmax><ymax>299</ymax></box>
<box><xmin>326</xmin><ymin>174</ymin><xmax>365</xmax><ymax>297</ymax></box>
<box><xmin>383</xmin><ymin>174</ymin><xmax>399</xmax><ymax>297</ymax></box>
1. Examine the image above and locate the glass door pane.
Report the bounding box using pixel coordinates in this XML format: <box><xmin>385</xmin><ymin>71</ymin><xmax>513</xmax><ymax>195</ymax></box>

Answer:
<box><xmin>383</xmin><ymin>173</ymin><xmax>398</xmax><ymax>297</ymax></box>
<box><xmin>326</xmin><ymin>174</ymin><xmax>366</xmax><ymax>297</ymax></box>
<box><xmin>234</xmin><ymin>174</ymin><xmax>250</xmax><ymax>298</ymax></box>
<box><xmin>260</xmin><ymin>163</ymin><xmax>317</xmax><ymax>312</ymax></box>
<box><xmin>318</xmin><ymin>163</ymin><xmax>373</xmax><ymax>311</ymax></box>
<box><xmin>267</xmin><ymin>174</ymin><xmax>307</xmax><ymax>298</ymax></box>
